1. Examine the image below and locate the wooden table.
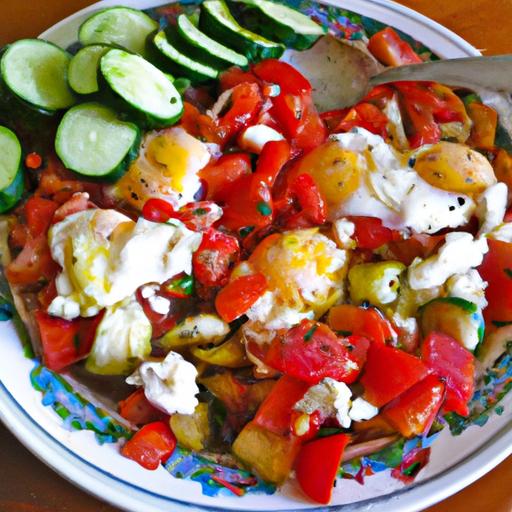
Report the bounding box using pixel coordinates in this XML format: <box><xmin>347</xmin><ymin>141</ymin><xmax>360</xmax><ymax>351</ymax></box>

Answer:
<box><xmin>1</xmin><ymin>1</ymin><xmax>511</xmax><ymax>511</ymax></box>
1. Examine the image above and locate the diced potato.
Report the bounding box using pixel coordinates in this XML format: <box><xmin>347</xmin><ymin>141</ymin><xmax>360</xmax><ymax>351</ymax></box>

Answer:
<box><xmin>159</xmin><ymin>314</ymin><xmax>229</xmax><ymax>348</ymax></box>
<box><xmin>170</xmin><ymin>402</ymin><xmax>210</xmax><ymax>451</ymax></box>
<box><xmin>414</xmin><ymin>141</ymin><xmax>496</xmax><ymax>194</ymax></box>
<box><xmin>232</xmin><ymin>422</ymin><xmax>300</xmax><ymax>484</ymax></box>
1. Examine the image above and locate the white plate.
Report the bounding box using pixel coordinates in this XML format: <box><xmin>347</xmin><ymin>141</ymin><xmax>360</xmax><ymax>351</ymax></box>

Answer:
<box><xmin>1</xmin><ymin>2</ymin><xmax>511</xmax><ymax>512</ymax></box>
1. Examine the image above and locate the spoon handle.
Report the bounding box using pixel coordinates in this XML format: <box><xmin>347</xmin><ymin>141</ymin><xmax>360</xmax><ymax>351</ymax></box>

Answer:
<box><xmin>370</xmin><ymin>55</ymin><xmax>512</xmax><ymax>92</ymax></box>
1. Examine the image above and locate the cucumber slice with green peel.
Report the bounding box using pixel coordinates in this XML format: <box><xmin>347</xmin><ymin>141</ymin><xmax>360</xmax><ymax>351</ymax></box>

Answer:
<box><xmin>0</xmin><ymin>39</ymin><xmax>75</xmax><ymax>112</ymax></box>
<box><xmin>100</xmin><ymin>48</ymin><xmax>183</xmax><ymax>127</ymax></box>
<box><xmin>200</xmin><ymin>0</ymin><xmax>284</xmax><ymax>61</ymax></box>
<box><xmin>68</xmin><ymin>44</ymin><xmax>112</xmax><ymax>95</ymax></box>
<box><xmin>419</xmin><ymin>297</ymin><xmax>485</xmax><ymax>352</ymax></box>
<box><xmin>177</xmin><ymin>14</ymin><xmax>249</xmax><ymax>69</ymax></box>
<box><xmin>234</xmin><ymin>0</ymin><xmax>326</xmax><ymax>50</ymax></box>
<box><xmin>150</xmin><ymin>29</ymin><xmax>220</xmax><ymax>83</ymax></box>
<box><xmin>55</xmin><ymin>103</ymin><xmax>140</xmax><ymax>181</ymax></box>
<box><xmin>78</xmin><ymin>7</ymin><xmax>158</xmax><ymax>58</ymax></box>
<box><xmin>0</xmin><ymin>126</ymin><xmax>24</xmax><ymax>212</ymax></box>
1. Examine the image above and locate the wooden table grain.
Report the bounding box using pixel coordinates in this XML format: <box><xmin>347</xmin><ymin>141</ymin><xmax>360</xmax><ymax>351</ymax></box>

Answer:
<box><xmin>1</xmin><ymin>1</ymin><xmax>511</xmax><ymax>511</ymax></box>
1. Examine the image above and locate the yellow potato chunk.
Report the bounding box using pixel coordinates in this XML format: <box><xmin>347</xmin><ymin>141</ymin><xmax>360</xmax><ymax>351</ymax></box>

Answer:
<box><xmin>170</xmin><ymin>402</ymin><xmax>210</xmax><ymax>451</ymax></box>
<box><xmin>414</xmin><ymin>141</ymin><xmax>496</xmax><ymax>194</ymax></box>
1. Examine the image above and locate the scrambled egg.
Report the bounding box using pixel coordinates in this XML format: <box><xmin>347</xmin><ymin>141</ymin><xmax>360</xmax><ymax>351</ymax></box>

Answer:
<box><xmin>48</xmin><ymin>208</ymin><xmax>202</xmax><ymax>319</ymax></box>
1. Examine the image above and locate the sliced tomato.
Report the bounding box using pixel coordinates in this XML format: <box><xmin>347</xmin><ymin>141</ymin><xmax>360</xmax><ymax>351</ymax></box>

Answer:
<box><xmin>121</xmin><ymin>421</ymin><xmax>176</xmax><ymax>470</ymax></box>
<box><xmin>382</xmin><ymin>375</ymin><xmax>445</xmax><ymax>437</ymax></box>
<box><xmin>25</xmin><ymin>197</ymin><xmax>59</xmax><ymax>237</ymax></box>
<box><xmin>265</xmin><ymin>320</ymin><xmax>367</xmax><ymax>384</ymax></box>
<box><xmin>253</xmin><ymin>375</ymin><xmax>310</xmax><ymax>436</ymax></box>
<box><xmin>478</xmin><ymin>238</ymin><xmax>512</xmax><ymax>327</ymax></box>
<box><xmin>368</xmin><ymin>27</ymin><xmax>423</xmax><ymax>67</ymax></box>
<box><xmin>360</xmin><ymin>342</ymin><xmax>429</xmax><ymax>407</ymax></box>
<box><xmin>192</xmin><ymin>228</ymin><xmax>240</xmax><ymax>288</ymax></box>
<box><xmin>34</xmin><ymin>311</ymin><xmax>99</xmax><ymax>372</ymax></box>
<box><xmin>295</xmin><ymin>433</ymin><xmax>350</xmax><ymax>504</ymax></box>
<box><xmin>199</xmin><ymin>153</ymin><xmax>252</xmax><ymax>202</ymax></box>
<box><xmin>119</xmin><ymin>388</ymin><xmax>166</xmax><ymax>425</ymax></box>
<box><xmin>215</xmin><ymin>273</ymin><xmax>267</xmax><ymax>322</ymax></box>
<box><xmin>335</xmin><ymin>103</ymin><xmax>389</xmax><ymax>138</ymax></box>
<box><xmin>350</xmin><ymin>216</ymin><xmax>398</xmax><ymax>250</ymax></box>
<box><xmin>219</xmin><ymin>66</ymin><xmax>260</xmax><ymax>92</ymax></box>
<box><xmin>421</xmin><ymin>332</ymin><xmax>475</xmax><ymax>417</ymax></box>
<box><xmin>327</xmin><ymin>304</ymin><xmax>394</xmax><ymax>344</ymax></box>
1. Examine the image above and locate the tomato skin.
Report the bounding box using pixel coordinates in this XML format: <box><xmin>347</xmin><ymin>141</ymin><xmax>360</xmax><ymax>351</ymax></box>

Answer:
<box><xmin>368</xmin><ymin>27</ymin><xmax>423</xmax><ymax>67</ymax></box>
<box><xmin>192</xmin><ymin>228</ymin><xmax>240</xmax><ymax>288</ymax></box>
<box><xmin>421</xmin><ymin>332</ymin><xmax>475</xmax><ymax>417</ymax></box>
<box><xmin>265</xmin><ymin>320</ymin><xmax>367</xmax><ymax>384</ymax></box>
<box><xmin>121</xmin><ymin>421</ymin><xmax>177</xmax><ymax>470</ymax></box>
<box><xmin>179</xmin><ymin>102</ymin><xmax>221</xmax><ymax>144</ymax></box>
<box><xmin>350</xmin><ymin>216</ymin><xmax>398</xmax><ymax>250</ymax></box>
<box><xmin>295</xmin><ymin>433</ymin><xmax>350</xmax><ymax>504</ymax></box>
<box><xmin>478</xmin><ymin>239</ymin><xmax>512</xmax><ymax>327</ymax></box>
<box><xmin>25</xmin><ymin>197</ymin><xmax>59</xmax><ymax>237</ymax></box>
<box><xmin>253</xmin><ymin>59</ymin><xmax>312</xmax><ymax>96</ymax></box>
<box><xmin>382</xmin><ymin>375</ymin><xmax>445</xmax><ymax>437</ymax></box>
<box><xmin>142</xmin><ymin>198</ymin><xmax>175</xmax><ymax>223</ymax></box>
<box><xmin>215</xmin><ymin>273</ymin><xmax>267</xmax><ymax>323</ymax></box>
<box><xmin>219</xmin><ymin>66</ymin><xmax>260</xmax><ymax>92</ymax></box>
<box><xmin>335</xmin><ymin>103</ymin><xmax>389</xmax><ymax>138</ymax></box>
<box><xmin>290</xmin><ymin>95</ymin><xmax>327</xmax><ymax>152</ymax></box>
<box><xmin>360</xmin><ymin>342</ymin><xmax>429</xmax><ymax>407</ymax></box>
<box><xmin>119</xmin><ymin>388</ymin><xmax>166</xmax><ymax>426</ymax></box>
<box><xmin>199</xmin><ymin>153</ymin><xmax>252</xmax><ymax>202</ymax></box>
<box><xmin>253</xmin><ymin>375</ymin><xmax>310</xmax><ymax>436</ymax></box>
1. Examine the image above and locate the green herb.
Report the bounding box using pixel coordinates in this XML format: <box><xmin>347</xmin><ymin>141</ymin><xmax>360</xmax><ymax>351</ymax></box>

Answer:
<box><xmin>256</xmin><ymin>201</ymin><xmax>272</xmax><ymax>216</ymax></box>
<box><xmin>317</xmin><ymin>427</ymin><xmax>344</xmax><ymax>438</ymax></box>
<box><xmin>492</xmin><ymin>320</ymin><xmax>512</xmax><ymax>327</ymax></box>
<box><xmin>239</xmin><ymin>226</ymin><xmax>255</xmax><ymax>238</ymax></box>
<box><xmin>402</xmin><ymin>461</ymin><xmax>421</xmax><ymax>476</ymax></box>
<box><xmin>303</xmin><ymin>325</ymin><xmax>317</xmax><ymax>342</ymax></box>
<box><xmin>193</xmin><ymin>208</ymin><xmax>208</xmax><ymax>216</ymax></box>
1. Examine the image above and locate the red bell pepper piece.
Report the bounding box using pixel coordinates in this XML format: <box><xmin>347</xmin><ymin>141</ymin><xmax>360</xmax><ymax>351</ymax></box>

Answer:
<box><xmin>382</xmin><ymin>374</ymin><xmax>445</xmax><ymax>437</ymax></box>
<box><xmin>335</xmin><ymin>103</ymin><xmax>389</xmax><ymax>138</ymax></box>
<box><xmin>253</xmin><ymin>375</ymin><xmax>310</xmax><ymax>436</ymax></box>
<box><xmin>478</xmin><ymin>238</ymin><xmax>512</xmax><ymax>327</ymax></box>
<box><xmin>360</xmin><ymin>342</ymin><xmax>429</xmax><ymax>407</ymax></box>
<box><xmin>121</xmin><ymin>421</ymin><xmax>177</xmax><ymax>470</ymax></box>
<box><xmin>118</xmin><ymin>388</ymin><xmax>166</xmax><ymax>425</ymax></box>
<box><xmin>25</xmin><ymin>197</ymin><xmax>59</xmax><ymax>237</ymax></box>
<box><xmin>215</xmin><ymin>273</ymin><xmax>267</xmax><ymax>322</ymax></box>
<box><xmin>199</xmin><ymin>153</ymin><xmax>252</xmax><ymax>202</ymax></box>
<box><xmin>295</xmin><ymin>433</ymin><xmax>350</xmax><ymax>504</ymax></box>
<box><xmin>327</xmin><ymin>304</ymin><xmax>394</xmax><ymax>345</ymax></box>
<box><xmin>421</xmin><ymin>332</ymin><xmax>475</xmax><ymax>417</ymax></box>
<box><xmin>368</xmin><ymin>27</ymin><xmax>423</xmax><ymax>67</ymax></box>
<box><xmin>192</xmin><ymin>228</ymin><xmax>240</xmax><ymax>288</ymax></box>
<box><xmin>291</xmin><ymin>95</ymin><xmax>327</xmax><ymax>152</ymax></box>
<box><xmin>350</xmin><ymin>216</ymin><xmax>398</xmax><ymax>250</ymax></box>
<box><xmin>265</xmin><ymin>319</ymin><xmax>367</xmax><ymax>384</ymax></box>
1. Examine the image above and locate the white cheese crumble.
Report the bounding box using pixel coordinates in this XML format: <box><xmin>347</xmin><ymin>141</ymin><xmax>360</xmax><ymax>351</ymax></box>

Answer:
<box><xmin>333</xmin><ymin>218</ymin><xmax>356</xmax><ymax>249</ymax></box>
<box><xmin>446</xmin><ymin>269</ymin><xmax>488</xmax><ymax>309</ymax></box>
<box><xmin>239</xmin><ymin>124</ymin><xmax>284</xmax><ymax>153</ymax></box>
<box><xmin>148</xmin><ymin>295</ymin><xmax>171</xmax><ymax>315</ymax></box>
<box><xmin>488</xmin><ymin>222</ymin><xmax>512</xmax><ymax>242</ymax></box>
<box><xmin>408</xmin><ymin>232</ymin><xmax>489</xmax><ymax>290</ymax></box>
<box><xmin>348</xmin><ymin>397</ymin><xmax>379</xmax><ymax>422</ymax></box>
<box><xmin>476</xmin><ymin>182</ymin><xmax>508</xmax><ymax>236</ymax></box>
<box><xmin>126</xmin><ymin>351</ymin><xmax>199</xmax><ymax>415</ymax></box>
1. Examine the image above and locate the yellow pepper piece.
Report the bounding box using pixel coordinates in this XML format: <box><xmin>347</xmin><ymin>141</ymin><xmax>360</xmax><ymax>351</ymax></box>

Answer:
<box><xmin>191</xmin><ymin>333</ymin><xmax>250</xmax><ymax>368</ymax></box>
<box><xmin>170</xmin><ymin>402</ymin><xmax>210</xmax><ymax>451</ymax></box>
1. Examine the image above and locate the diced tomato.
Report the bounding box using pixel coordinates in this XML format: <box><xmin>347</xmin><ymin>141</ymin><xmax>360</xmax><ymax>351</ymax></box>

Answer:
<box><xmin>121</xmin><ymin>421</ymin><xmax>177</xmax><ymax>470</ymax></box>
<box><xmin>24</xmin><ymin>197</ymin><xmax>59</xmax><ymax>237</ymax></box>
<box><xmin>382</xmin><ymin>375</ymin><xmax>445</xmax><ymax>437</ymax></box>
<box><xmin>199</xmin><ymin>153</ymin><xmax>252</xmax><ymax>202</ymax></box>
<box><xmin>295</xmin><ymin>433</ymin><xmax>350</xmax><ymax>504</ymax></box>
<box><xmin>119</xmin><ymin>388</ymin><xmax>166</xmax><ymax>425</ymax></box>
<box><xmin>52</xmin><ymin>192</ymin><xmax>94</xmax><ymax>223</ymax></box>
<box><xmin>217</xmin><ymin>83</ymin><xmax>263</xmax><ymax>144</ymax></box>
<box><xmin>320</xmin><ymin>108</ymin><xmax>350</xmax><ymax>132</ymax></box>
<box><xmin>5</xmin><ymin>234</ymin><xmax>59</xmax><ymax>285</ymax></box>
<box><xmin>368</xmin><ymin>27</ymin><xmax>423</xmax><ymax>67</ymax></box>
<box><xmin>327</xmin><ymin>304</ymin><xmax>394</xmax><ymax>344</ymax></box>
<box><xmin>360</xmin><ymin>342</ymin><xmax>429</xmax><ymax>407</ymax></box>
<box><xmin>215</xmin><ymin>273</ymin><xmax>267</xmax><ymax>322</ymax></box>
<box><xmin>179</xmin><ymin>102</ymin><xmax>221</xmax><ymax>144</ymax></box>
<box><xmin>192</xmin><ymin>228</ymin><xmax>240</xmax><ymax>288</ymax></box>
<box><xmin>9</xmin><ymin>223</ymin><xmax>29</xmax><ymax>249</ymax></box>
<box><xmin>34</xmin><ymin>311</ymin><xmax>98</xmax><ymax>371</ymax></box>
<box><xmin>265</xmin><ymin>320</ymin><xmax>367</xmax><ymax>384</ymax></box>
<box><xmin>335</xmin><ymin>103</ymin><xmax>389</xmax><ymax>138</ymax></box>
<box><xmin>493</xmin><ymin>149</ymin><xmax>512</xmax><ymax>192</ymax></box>
<box><xmin>174</xmin><ymin>201</ymin><xmax>222</xmax><ymax>232</ymax></box>
<box><xmin>38</xmin><ymin>279</ymin><xmax>58</xmax><ymax>309</ymax></box>
<box><xmin>252</xmin><ymin>59</ymin><xmax>313</xmax><ymax>96</ymax></box>
<box><xmin>421</xmin><ymin>332</ymin><xmax>475</xmax><ymax>417</ymax></box>
<box><xmin>478</xmin><ymin>238</ymin><xmax>512</xmax><ymax>327</ymax></box>
<box><xmin>25</xmin><ymin>152</ymin><xmax>43</xmax><ymax>169</ymax></box>
<box><xmin>290</xmin><ymin>95</ymin><xmax>327</xmax><ymax>152</ymax></box>
<box><xmin>142</xmin><ymin>198</ymin><xmax>175</xmax><ymax>223</ymax></box>
<box><xmin>467</xmin><ymin>102</ymin><xmax>498</xmax><ymax>149</ymax></box>
<box><xmin>362</xmin><ymin>85</ymin><xmax>394</xmax><ymax>108</ymax></box>
<box><xmin>350</xmin><ymin>216</ymin><xmax>398</xmax><ymax>250</ymax></box>
<box><xmin>164</xmin><ymin>273</ymin><xmax>194</xmax><ymax>299</ymax></box>
<box><xmin>386</xmin><ymin>233</ymin><xmax>445</xmax><ymax>266</ymax></box>
<box><xmin>253</xmin><ymin>375</ymin><xmax>310</xmax><ymax>436</ymax></box>
<box><xmin>219</xmin><ymin>66</ymin><xmax>260</xmax><ymax>92</ymax></box>
<box><xmin>36</xmin><ymin>156</ymin><xmax>85</xmax><ymax>203</ymax></box>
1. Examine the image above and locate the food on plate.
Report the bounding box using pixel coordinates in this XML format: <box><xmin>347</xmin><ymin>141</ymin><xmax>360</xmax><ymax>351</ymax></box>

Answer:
<box><xmin>1</xmin><ymin>1</ymin><xmax>511</xmax><ymax>505</ymax></box>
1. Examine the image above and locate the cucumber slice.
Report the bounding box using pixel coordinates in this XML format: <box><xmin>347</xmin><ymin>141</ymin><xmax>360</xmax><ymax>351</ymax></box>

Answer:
<box><xmin>419</xmin><ymin>297</ymin><xmax>485</xmax><ymax>352</ymax></box>
<box><xmin>200</xmin><ymin>0</ymin><xmax>284</xmax><ymax>61</ymax></box>
<box><xmin>236</xmin><ymin>0</ymin><xmax>326</xmax><ymax>50</ymax></box>
<box><xmin>78</xmin><ymin>7</ymin><xmax>158</xmax><ymax>57</ymax></box>
<box><xmin>100</xmin><ymin>48</ymin><xmax>183</xmax><ymax>127</ymax></box>
<box><xmin>0</xmin><ymin>126</ymin><xmax>24</xmax><ymax>212</ymax></box>
<box><xmin>68</xmin><ymin>44</ymin><xmax>112</xmax><ymax>95</ymax></box>
<box><xmin>55</xmin><ymin>103</ymin><xmax>140</xmax><ymax>181</ymax></box>
<box><xmin>150</xmin><ymin>28</ymin><xmax>220</xmax><ymax>83</ymax></box>
<box><xmin>0</xmin><ymin>39</ymin><xmax>75</xmax><ymax>112</ymax></box>
<box><xmin>177</xmin><ymin>14</ymin><xmax>248</xmax><ymax>69</ymax></box>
